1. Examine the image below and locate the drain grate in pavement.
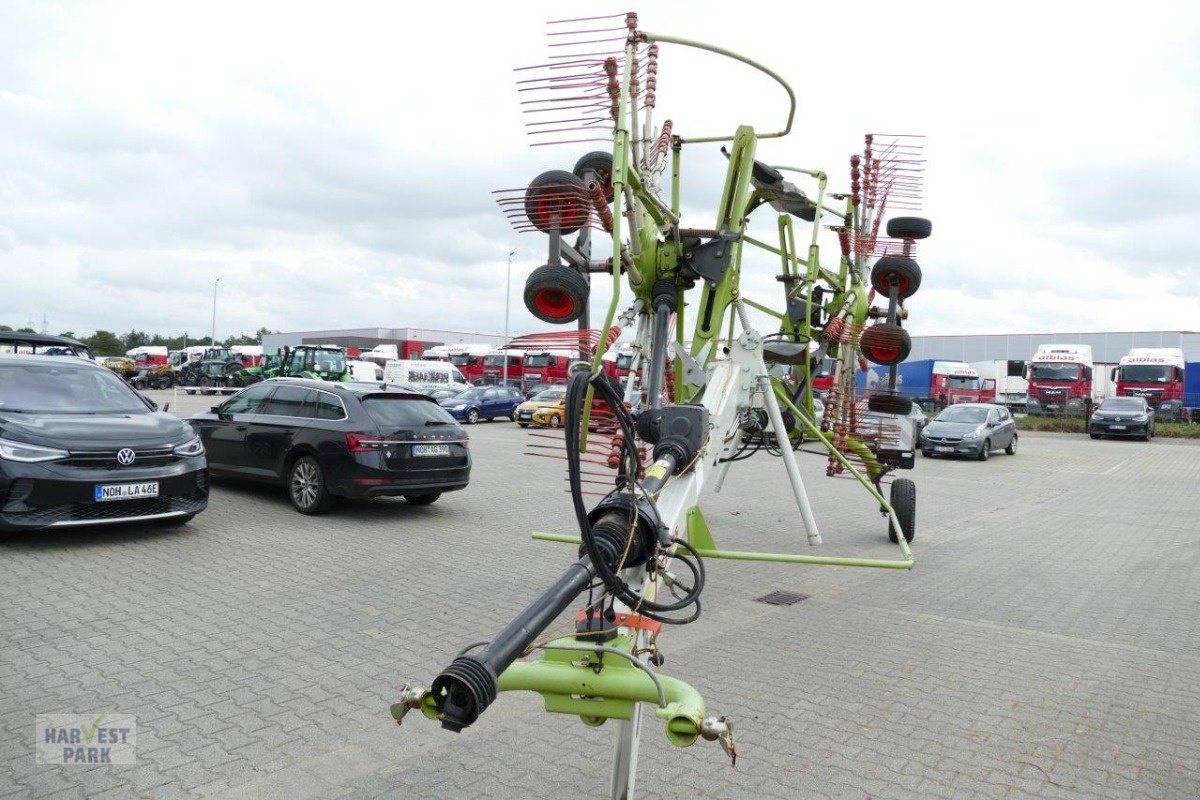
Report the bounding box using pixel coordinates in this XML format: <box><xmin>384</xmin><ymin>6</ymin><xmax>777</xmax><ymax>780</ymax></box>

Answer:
<box><xmin>755</xmin><ymin>590</ymin><xmax>810</xmax><ymax>606</ymax></box>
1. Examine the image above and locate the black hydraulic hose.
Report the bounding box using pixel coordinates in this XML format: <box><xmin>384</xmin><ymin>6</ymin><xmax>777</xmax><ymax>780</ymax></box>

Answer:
<box><xmin>645</xmin><ymin>279</ymin><xmax>678</xmax><ymax>410</ymax></box>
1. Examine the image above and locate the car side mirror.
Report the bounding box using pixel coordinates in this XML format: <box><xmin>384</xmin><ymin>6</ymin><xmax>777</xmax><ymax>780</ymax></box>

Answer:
<box><xmin>147</xmin><ymin>399</ymin><xmax>159</xmax><ymax>411</ymax></box>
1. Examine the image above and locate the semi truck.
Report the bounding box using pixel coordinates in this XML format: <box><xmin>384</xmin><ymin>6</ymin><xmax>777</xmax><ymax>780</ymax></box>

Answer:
<box><xmin>893</xmin><ymin>359</ymin><xmax>995</xmax><ymax>410</ymax></box>
<box><xmin>1025</xmin><ymin>344</ymin><xmax>1093</xmax><ymax>415</ymax></box>
<box><xmin>970</xmin><ymin>360</ymin><xmax>1029</xmax><ymax>409</ymax></box>
<box><xmin>1112</xmin><ymin>348</ymin><xmax>1193</xmax><ymax>421</ymax></box>
<box><xmin>482</xmin><ymin>350</ymin><xmax>525</xmax><ymax>385</ymax></box>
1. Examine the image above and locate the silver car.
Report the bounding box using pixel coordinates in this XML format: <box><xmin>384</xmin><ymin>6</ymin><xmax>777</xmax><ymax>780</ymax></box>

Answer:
<box><xmin>918</xmin><ymin>403</ymin><xmax>1017</xmax><ymax>461</ymax></box>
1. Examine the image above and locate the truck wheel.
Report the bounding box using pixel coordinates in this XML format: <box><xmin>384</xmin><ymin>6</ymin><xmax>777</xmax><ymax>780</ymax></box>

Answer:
<box><xmin>886</xmin><ymin>216</ymin><xmax>932</xmax><ymax>240</ymax></box>
<box><xmin>573</xmin><ymin>151</ymin><xmax>614</xmax><ymax>202</ymax></box>
<box><xmin>523</xmin><ymin>169</ymin><xmax>590</xmax><ymax>234</ymax></box>
<box><xmin>870</xmin><ymin>256</ymin><xmax>921</xmax><ymax>300</ymax></box>
<box><xmin>867</xmin><ymin>392</ymin><xmax>913</xmax><ymax>415</ymax></box>
<box><xmin>859</xmin><ymin>324</ymin><xmax>911</xmax><ymax>366</ymax></box>
<box><xmin>524</xmin><ymin>263</ymin><xmax>590</xmax><ymax>324</ymax></box>
<box><xmin>1005</xmin><ymin>434</ymin><xmax>1018</xmax><ymax>455</ymax></box>
<box><xmin>977</xmin><ymin>439</ymin><xmax>991</xmax><ymax>461</ymax></box>
<box><xmin>888</xmin><ymin>478</ymin><xmax>916</xmax><ymax>543</ymax></box>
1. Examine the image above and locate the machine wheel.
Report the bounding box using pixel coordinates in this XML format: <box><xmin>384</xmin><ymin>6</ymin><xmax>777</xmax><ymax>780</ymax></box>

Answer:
<box><xmin>197</xmin><ymin>376</ymin><xmax>213</xmax><ymax>395</ymax></box>
<box><xmin>1005</xmin><ymin>435</ymin><xmax>1018</xmax><ymax>455</ymax></box>
<box><xmin>870</xmin><ymin>256</ymin><xmax>922</xmax><ymax>300</ymax></box>
<box><xmin>185</xmin><ymin>388</ymin><xmax>197</xmax><ymax>395</ymax></box>
<box><xmin>573</xmin><ymin>151</ymin><xmax>614</xmax><ymax>202</ymax></box>
<box><xmin>859</xmin><ymin>324</ymin><xmax>911</xmax><ymax>366</ymax></box>
<box><xmin>524</xmin><ymin>264</ymin><xmax>590</xmax><ymax>324</ymax></box>
<box><xmin>466</xmin><ymin>408</ymin><xmax>480</xmax><ymax>425</ymax></box>
<box><xmin>523</xmin><ymin>169</ymin><xmax>590</xmax><ymax>234</ymax></box>
<box><xmin>886</xmin><ymin>216</ymin><xmax>932</xmax><ymax>240</ymax></box>
<box><xmin>867</xmin><ymin>392</ymin><xmax>914</xmax><ymax>415</ymax></box>
<box><xmin>887</xmin><ymin>478</ymin><xmax>916</xmax><ymax>543</ymax></box>
<box><xmin>288</xmin><ymin>455</ymin><xmax>333</xmax><ymax>515</ymax></box>
<box><xmin>978</xmin><ymin>439</ymin><xmax>991</xmax><ymax>461</ymax></box>
<box><xmin>404</xmin><ymin>493</ymin><xmax>441</xmax><ymax>506</ymax></box>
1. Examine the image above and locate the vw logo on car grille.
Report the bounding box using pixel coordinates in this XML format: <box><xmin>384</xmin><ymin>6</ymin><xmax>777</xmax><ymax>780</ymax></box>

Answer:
<box><xmin>116</xmin><ymin>448</ymin><xmax>137</xmax><ymax>466</ymax></box>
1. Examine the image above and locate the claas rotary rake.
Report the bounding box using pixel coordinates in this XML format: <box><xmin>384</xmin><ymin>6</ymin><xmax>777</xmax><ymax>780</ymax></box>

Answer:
<box><xmin>394</xmin><ymin>11</ymin><xmax>933</xmax><ymax>798</ymax></box>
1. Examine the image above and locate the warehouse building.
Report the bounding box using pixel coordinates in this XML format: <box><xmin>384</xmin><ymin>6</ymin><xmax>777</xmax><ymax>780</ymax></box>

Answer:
<box><xmin>261</xmin><ymin>327</ymin><xmax>507</xmax><ymax>358</ymax></box>
<box><xmin>909</xmin><ymin>330</ymin><xmax>1200</xmax><ymax>364</ymax></box>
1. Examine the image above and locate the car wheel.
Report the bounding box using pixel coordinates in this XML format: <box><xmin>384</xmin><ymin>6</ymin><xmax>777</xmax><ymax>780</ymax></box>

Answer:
<box><xmin>466</xmin><ymin>408</ymin><xmax>480</xmax><ymax>424</ymax></box>
<box><xmin>157</xmin><ymin>514</ymin><xmax>195</xmax><ymax>527</ymax></box>
<box><xmin>1090</xmin><ymin>433</ymin><xmax>1101</xmax><ymax>439</ymax></box>
<box><xmin>404</xmin><ymin>493</ymin><xmax>441</xmax><ymax>506</ymax></box>
<box><xmin>511</xmin><ymin>408</ymin><xmax>520</xmax><ymax>422</ymax></box>
<box><xmin>1005</xmin><ymin>434</ymin><xmax>1017</xmax><ymax>455</ymax></box>
<box><xmin>549</xmin><ymin>414</ymin><xmax>562</xmax><ymax>428</ymax></box>
<box><xmin>518</xmin><ymin>423</ymin><xmax>529</xmax><ymax>428</ymax></box>
<box><xmin>921</xmin><ymin>449</ymin><xmax>932</xmax><ymax>457</ymax></box>
<box><xmin>888</xmin><ymin>478</ymin><xmax>916</xmax><ymax>543</ymax></box>
<box><xmin>977</xmin><ymin>439</ymin><xmax>990</xmax><ymax>461</ymax></box>
<box><xmin>289</xmin><ymin>455</ymin><xmax>333</xmax><ymax>515</ymax></box>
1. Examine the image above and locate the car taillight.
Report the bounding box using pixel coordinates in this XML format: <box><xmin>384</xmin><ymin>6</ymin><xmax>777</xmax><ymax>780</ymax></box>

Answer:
<box><xmin>346</xmin><ymin>433</ymin><xmax>386</xmax><ymax>453</ymax></box>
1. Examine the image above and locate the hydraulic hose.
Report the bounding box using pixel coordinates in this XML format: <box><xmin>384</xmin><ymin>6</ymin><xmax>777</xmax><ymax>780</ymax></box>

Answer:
<box><xmin>645</xmin><ymin>279</ymin><xmax>677</xmax><ymax>410</ymax></box>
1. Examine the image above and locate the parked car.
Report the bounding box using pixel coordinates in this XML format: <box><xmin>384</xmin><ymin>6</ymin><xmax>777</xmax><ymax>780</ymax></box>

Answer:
<box><xmin>425</xmin><ymin>387</ymin><xmax>461</xmax><ymax>402</ymax></box>
<box><xmin>188</xmin><ymin>379</ymin><xmax>470</xmax><ymax>514</ymax></box>
<box><xmin>1089</xmin><ymin>397</ymin><xmax>1155</xmax><ymax>441</ymax></box>
<box><xmin>907</xmin><ymin>403</ymin><xmax>928</xmax><ymax>436</ymax></box>
<box><xmin>438</xmin><ymin>386</ymin><xmax>525</xmax><ymax>424</ymax></box>
<box><xmin>524</xmin><ymin>382</ymin><xmax>566</xmax><ymax>400</ymax></box>
<box><xmin>0</xmin><ymin>355</ymin><xmax>208</xmax><ymax>531</ymax></box>
<box><xmin>514</xmin><ymin>387</ymin><xmax>568</xmax><ymax>428</ymax></box>
<box><xmin>918</xmin><ymin>402</ymin><xmax>1017</xmax><ymax>460</ymax></box>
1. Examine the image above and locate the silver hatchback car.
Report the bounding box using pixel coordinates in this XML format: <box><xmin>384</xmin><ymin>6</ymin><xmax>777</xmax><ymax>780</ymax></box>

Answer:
<box><xmin>918</xmin><ymin>403</ymin><xmax>1017</xmax><ymax>461</ymax></box>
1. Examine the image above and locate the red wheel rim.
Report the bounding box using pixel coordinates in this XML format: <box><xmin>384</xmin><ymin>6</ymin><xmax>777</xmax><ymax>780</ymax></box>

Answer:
<box><xmin>533</xmin><ymin>288</ymin><xmax>576</xmax><ymax>320</ymax></box>
<box><xmin>534</xmin><ymin>192</ymin><xmax>585</xmax><ymax>229</ymax></box>
<box><xmin>866</xmin><ymin>342</ymin><xmax>900</xmax><ymax>363</ymax></box>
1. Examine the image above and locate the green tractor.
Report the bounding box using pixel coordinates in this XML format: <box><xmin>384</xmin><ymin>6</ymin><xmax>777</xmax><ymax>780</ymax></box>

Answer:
<box><xmin>275</xmin><ymin>345</ymin><xmax>352</xmax><ymax>382</ymax></box>
<box><xmin>180</xmin><ymin>347</ymin><xmax>245</xmax><ymax>394</ymax></box>
<box><xmin>228</xmin><ymin>351</ymin><xmax>285</xmax><ymax>387</ymax></box>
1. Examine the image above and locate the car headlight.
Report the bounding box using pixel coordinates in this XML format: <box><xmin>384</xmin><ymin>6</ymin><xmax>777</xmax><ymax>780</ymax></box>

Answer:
<box><xmin>0</xmin><ymin>437</ymin><xmax>69</xmax><ymax>463</ymax></box>
<box><xmin>960</xmin><ymin>428</ymin><xmax>983</xmax><ymax>441</ymax></box>
<box><xmin>1132</xmin><ymin>414</ymin><xmax>1148</xmax><ymax>422</ymax></box>
<box><xmin>174</xmin><ymin>435</ymin><xmax>205</xmax><ymax>457</ymax></box>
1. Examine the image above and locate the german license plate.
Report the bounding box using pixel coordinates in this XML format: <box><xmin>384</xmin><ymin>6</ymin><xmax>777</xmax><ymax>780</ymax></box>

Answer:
<box><xmin>412</xmin><ymin>444</ymin><xmax>450</xmax><ymax>457</ymax></box>
<box><xmin>1109</xmin><ymin>425</ymin><xmax>1126</xmax><ymax>430</ymax></box>
<box><xmin>518</xmin><ymin>412</ymin><xmax>533</xmax><ymax>420</ymax></box>
<box><xmin>935</xmin><ymin>446</ymin><xmax>953</xmax><ymax>453</ymax></box>
<box><xmin>95</xmin><ymin>482</ymin><xmax>159</xmax><ymax>502</ymax></box>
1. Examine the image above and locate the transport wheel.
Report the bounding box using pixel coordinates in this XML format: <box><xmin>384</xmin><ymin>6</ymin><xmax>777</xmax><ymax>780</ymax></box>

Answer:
<box><xmin>573</xmin><ymin>151</ymin><xmax>614</xmax><ymax>202</ymax></box>
<box><xmin>1006</xmin><ymin>434</ymin><xmax>1018</xmax><ymax>455</ymax></box>
<box><xmin>859</xmin><ymin>324</ymin><xmax>911</xmax><ymax>366</ymax></box>
<box><xmin>404</xmin><ymin>493</ymin><xmax>441</xmax><ymax>506</ymax></box>
<box><xmin>921</xmin><ymin>449</ymin><xmax>932</xmax><ymax>457</ymax></box>
<box><xmin>870</xmin><ymin>256</ymin><xmax>922</xmax><ymax>300</ymax></box>
<box><xmin>977</xmin><ymin>440</ymin><xmax>991</xmax><ymax>461</ymax></box>
<box><xmin>1090</xmin><ymin>433</ymin><xmax>1101</xmax><ymax>440</ymax></box>
<box><xmin>157</xmin><ymin>514</ymin><xmax>195</xmax><ymax>527</ymax></box>
<box><xmin>888</xmin><ymin>478</ymin><xmax>916</xmax><ymax>543</ymax></box>
<box><xmin>549</xmin><ymin>414</ymin><xmax>562</xmax><ymax>428</ymax></box>
<box><xmin>886</xmin><ymin>216</ymin><xmax>933</xmax><ymax>240</ymax></box>
<box><xmin>197</xmin><ymin>376</ymin><xmax>213</xmax><ymax>395</ymax></box>
<box><xmin>289</xmin><ymin>456</ymin><xmax>333</xmax><ymax>515</ymax></box>
<box><xmin>524</xmin><ymin>264</ymin><xmax>590</xmax><ymax>324</ymax></box>
<box><xmin>518</xmin><ymin>423</ymin><xmax>529</xmax><ymax>429</ymax></box>
<box><xmin>523</xmin><ymin>169</ymin><xmax>589</xmax><ymax>234</ymax></box>
<box><xmin>867</xmin><ymin>392</ymin><xmax>914</xmax><ymax>414</ymax></box>
<box><xmin>466</xmin><ymin>408</ymin><xmax>480</xmax><ymax>424</ymax></box>
<box><xmin>510</xmin><ymin>408</ymin><xmax>520</xmax><ymax>422</ymax></box>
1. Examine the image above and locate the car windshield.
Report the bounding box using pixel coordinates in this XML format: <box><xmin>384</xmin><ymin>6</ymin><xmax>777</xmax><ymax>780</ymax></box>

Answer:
<box><xmin>525</xmin><ymin>354</ymin><xmax>551</xmax><ymax>367</ymax></box>
<box><xmin>934</xmin><ymin>406</ymin><xmax>988</xmax><ymax>424</ymax></box>
<box><xmin>533</xmin><ymin>389</ymin><xmax>566</xmax><ymax>401</ymax></box>
<box><xmin>1118</xmin><ymin>365</ymin><xmax>1171</xmax><ymax>383</ymax></box>
<box><xmin>361</xmin><ymin>397</ymin><xmax>458</xmax><ymax>429</ymax></box>
<box><xmin>1030</xmin><ymin>364</ymin><xmax>1079</xmax><ymax>381</ymax></box>
<box><xmin>449</xmin><ymin>354</ymin><xmax>471</xmax><ymax>366</ymax></box>
<box><xmin>1099</xmin><ymin>398</ymin><xmax>1144</xmax><ymax>412</ymax></box>
<box><xmin>451</xmin><ymin>388</ymin><xmax>487</xmax><ymax>401</ymax></box>
<box><xmin>946</xmin><ymin>377</ymin><xmax>979</xmax><ymax>389</ymax></box>
<box><xmin>615</xmin><ymin>354</ymin><xmax>633</xmax><ymax>370</ymax></box>
<box><xmin>0</xmin><ymin>361</ymin><xmax>149</xmax><ymax>414</ymax></box>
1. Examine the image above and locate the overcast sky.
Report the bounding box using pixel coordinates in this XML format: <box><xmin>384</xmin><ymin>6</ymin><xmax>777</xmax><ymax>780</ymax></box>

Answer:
<box><xmin>2</xmin><ymin>0</ymin><xmax>1198</xmax><ymax>343</ymax></box>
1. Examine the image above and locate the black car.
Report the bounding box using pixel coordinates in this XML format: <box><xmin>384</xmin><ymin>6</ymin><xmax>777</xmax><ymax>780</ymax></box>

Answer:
<box><xmin>1089</xmin><ymin>397</ymin><xmax>1155</xmax><ymax>440</ymax></box>
<box><xmin>188</xmin><ymin>379</ymin><xmax>471</xmax><ymax>514</ymax></box>
<box><xmin>0</xmin><ymin>355</ymin><xmax>208</xmax><ymax>532</ymax></box>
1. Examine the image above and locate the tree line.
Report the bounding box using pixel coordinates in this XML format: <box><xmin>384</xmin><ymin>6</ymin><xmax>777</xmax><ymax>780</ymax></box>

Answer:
<box><xmin>0</xmin><ymin>325</ymin><xmax>276</xmax><ymax>357</ymax></box>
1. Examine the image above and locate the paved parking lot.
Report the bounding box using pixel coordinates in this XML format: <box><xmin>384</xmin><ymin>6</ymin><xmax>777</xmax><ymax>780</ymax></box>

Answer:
<box><xmin>3</xmin><ymin>388</ymin><xmax>1200</xmax><ymax>799</ymax></box>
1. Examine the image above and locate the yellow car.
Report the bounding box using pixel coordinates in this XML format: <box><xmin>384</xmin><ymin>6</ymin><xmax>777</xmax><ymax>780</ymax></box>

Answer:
<box><xmin>515</xmin><ymin>387</ymin><xmax>567</xmax><ymax>428</ymax></box>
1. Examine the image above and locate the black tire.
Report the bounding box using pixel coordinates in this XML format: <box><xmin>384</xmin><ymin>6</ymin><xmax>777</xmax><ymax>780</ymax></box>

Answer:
<box><xmin>523</xmin><ymin>169</ymin><xmax>589</xmax><ymax>234</ymax></box>
<box><xmin>888</xmin><ymin>478</ymin><xmax>916</xmax><ymax>543</ymax></box>
<box><xmin>185</xmin><ymin>389</ymin><xmax>196</xmax><ymax>395</ymax></box>
<box><xmin>288</xmin><ymin>455</ymin><xmax>333</xmax><ymax>515</ymax></box>
<box><xmin>466</xmin><ymin>408</ymin><xmax>480</xmax><ymax>425</ymax></box>
<box><xmin>524</xmin><ymin>263</ymin><xmax>590</xmax><ymax>324</ymax></box>
<box><xmin>197</xmin><ymin>376</ymin><xmax>213</xmax><ymax>395</ymax></box>
<box><xmin>859</xmin><ymin>324</ymin><xmax>911</xmax><ymax>366</ymax></box>
<box><xmin>157</xmin><ymin>514</ymin><xmax>195</xmax><ymax>527</ymax></box>
<box><xmin>870</xmin><ymin>256</ymin><xmax>922</xmax><ymax>300</ymax></box>
<box><xmin>510</xmin><ymin>408</ymin><xmax>520</xmax><ymax>422</ymax></box>
<box><xmin>921</xmin><ymin>449</ymin><xmax>932</xmax><ymax>457</ymax></box>
<box><xmin>518</xmin><ymin>423</ymin><xmax>529</xmax><ymax>428</ymax></box>
<box><xmin>867</xmin><ymin>392</ymin><xmax>914</xmax><ymax>415</ymax></box>
<box><xmin>1005</xmin><ymin>434</ymin><xmax>1017</xmax><ymax>455</ymax></box>
<box><xmin>1090</xmin><ymin>433</ymin><xmax>1101</xmax><ymax>440</ymax></box>
<box><xmin>886</xmin><ymin>216</ymin><xmax>932</xmax><ymax>240</ymax></box>
<box><xmin>977</xmin><ymin>439</ymin><xmax>990</xmax><ymax>461</ymax></box>
<box><xmin>404</xmin><ymin>493</ymin><xmax>441</xmax><ymax>506</ymax></box>
<box><xmin>573</xmin><ymin>151</ymin><xmax>614</xmax><ymax>202</ymax></box>
<box><xmin>549</xmin><ymin>413</ymin><xmax>562</xmax><ymax>428</ymax></box>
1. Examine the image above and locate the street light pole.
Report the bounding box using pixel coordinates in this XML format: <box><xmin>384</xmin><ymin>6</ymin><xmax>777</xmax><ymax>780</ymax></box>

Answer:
<box><xmin>211</xmin><ymin>277</ymin><xmax>220</xmax><ymax>346</ymax></box>
<box><xmin>503</xmin><ymin>251</ymin><xmax>514</xmax><ymax>385</ymax></box>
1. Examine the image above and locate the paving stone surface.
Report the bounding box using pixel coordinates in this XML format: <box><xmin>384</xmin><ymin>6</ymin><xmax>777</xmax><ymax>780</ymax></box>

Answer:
<box><xmin>2</xmin><ymin>390</ymin><xmax>1198</xmax><ymax>798</ymax></box>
